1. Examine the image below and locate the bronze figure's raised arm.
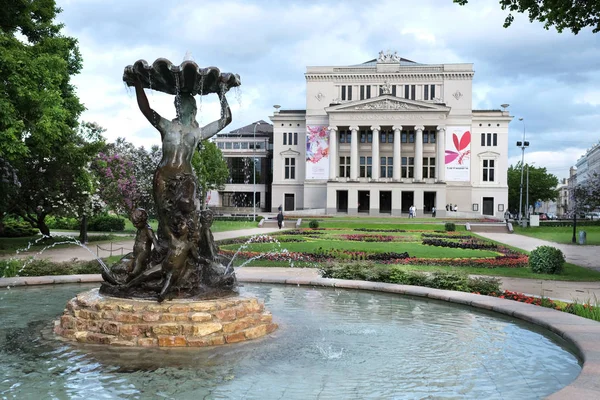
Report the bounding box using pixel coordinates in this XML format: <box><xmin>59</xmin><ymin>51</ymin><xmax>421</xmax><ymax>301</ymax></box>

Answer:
<box><xmin>100</xmin><ymin>58</ymin><xmax>241</xmax><ymax>301</ymax></box>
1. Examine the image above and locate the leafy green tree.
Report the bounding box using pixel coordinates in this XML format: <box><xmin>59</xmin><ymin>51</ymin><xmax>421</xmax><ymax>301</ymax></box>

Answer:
<box><xmin>507</xmin><ymin>163</ymin><xmax>559</xmax><ymax>214</ymax></box>
<box><xmin>453</xmin><ymin>0</ymin><xmax>600</xmax><ymax>34</ymax></box>
<box><xmin>10</xmin><ymin>122</ymin><xmax>104</xmax><ymax>236</ymax></box>
<box><xmin>0</xmin><ymin>158</ymin><xmax>20</xmax><ymax>236</ymax></box>
<box><xmin>0</xmin><ymin>0</ymin><xmax>84</xmax><ymax>158</ymax></box>
<box><xmin>573</xmin><ymin>172</ymin><xmax>600</xmax><ymax>213</ymax></box>
<box><xmin>192</xmin><ymin>141</ymin><xmax>229</xmax><ymax>209</ymax></box>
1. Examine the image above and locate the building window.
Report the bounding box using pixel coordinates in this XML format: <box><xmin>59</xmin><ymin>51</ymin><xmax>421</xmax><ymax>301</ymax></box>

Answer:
<box><xmin>402</xmin><ymin>157</ymin><xmax>414</xmax><ymax>178</ymax></box>
<box><xmin>341</xmin><ymin>86</ymin><xmax>346</xmax><ymax>101</ymax></box>
<box><xmin>360</xmin><ymin>156</ymin><xmax>372</xmax><ymax>178</ymax></box>
<box><xmin>288</xmin><ymin>132</ymin><xmax>293</xmax><ymax>145</ymax></box>
<box><xmin>430</xmin><ymin>85</ymin><xmax>435</xmax><ymax>99</ymax></box>
<box><xmin>225</xmin><ymin>142</ymin><xmax>232</xmax><ymax>149</ymax></box>
<box><xmin>366</xmin><ymin>85</ymin><xmax>371</xmax><ymax>99</ymax></box>
<box><xmin>423</xmin><ymin>130</ymin><xmax>436</xmax><ymax>143</ymax></box>
<box><xmin>348</xmin><ymin>86</ymin><xmax>352</xmax><ymax>100</ymax></box>
<box><xmin>411</xmin><ymin>85</ymin><xmax>416</xmax><ymax>100</ymax></box>
<box><xmin>423</xmin><ymin>157</ymin><xmax>436</xmax><ymax>178</ymax></box>
<box><xmin>233</xmin><ymin>142</ymin><xmax>240</xmax><ymax>149</ymax></box>
<box><xmin>483</xmin><ymin>159</ymin><xmax>495</xmax><ymax>182</ymax></box>
<box><xmin>380</xmin><ymin>131</ymin><xmax>387</xmax><ymax>143</ymax></box>
<box><xmin>423</xmin><ymin>131</ymin><xmax>429</xmax><ymax>143</ymax></box>
<box><xmin>409</xmin><ymin>131</ymin><xmax>415</xmax><ymax>143</ymax></box>
<box><xmin>360</xmin><ymin>131</ymin><xmax>366</xmax><ymax>143</ymax></box>
<box><xmin>294</xmin><ymin>132</ymin><xmax>298</xmax><ymax>145</ymax></box>
<box><xmin>392</xmin><ymin>85</ymin><xmax>396</xmax><ymax>96</ymax></box>
<box><xmin>360</xmin><ymin>85</ymin><xmax>365</xmax><ymax>100</ymax></box>
<box><xmin>217</xmin><ymin>142</ymin><xmax>224</xmax><ymax>149</ymax></box>
<box><xmin>367</xmin><ymin>132</ymin><xmax>372</xmax><ymax>143</ymax></box>
<box><xmin>285</xmin><ymin>158</ymin><xmax>296</xmax><ymax>180</ymax></box>
<box><xmin>424</xmin><ymin>85</ymin><xmax>429</xmax><ymax>100</ymax></box>
<box><xmin>283</xmin><ymin>132</ymin><xmax>287</xmax><ymax>145</ymax></box>
<box><xmin>339</xmin><ymin>156</ymin><xmax>350</xmax><ymax>177</ymax></box>
<box><xmin>404</xmin><ymin>85</ymin><xmax>409</xmax><ymax>99</ymax></box>
<box><xmin>241</xmin><ymin>142</ymin><xmax>248</xmax><ymax>150</ymax></box>
<box><xmin>401</xmin><ymin>131</ymin><xmax>407</xmax><ymax>143</ymax></box>
<box><xmin>481</xmin><ymin>133</ymin><xmax>498</xmax><ymax>147</ymax></box>
<box><xmin>388</xmin><ymin>131</ymin><xmax>394</xmax><ymax>143</ymax></box>
<box><xmin>381</xmin><ymin>157</ymin><xmax>393</xmax><ymax>178</ymax></box>
<box><xmin>430</xmin><ymin>131</ymin><xmax>436</xmax><ymax>143</ymax></box>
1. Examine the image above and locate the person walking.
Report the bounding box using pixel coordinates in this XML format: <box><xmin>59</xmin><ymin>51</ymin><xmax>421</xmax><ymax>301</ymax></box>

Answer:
<box><xmin>277</xmin><ymin>210</ymin><xmax>284</xmax><ymax>229</ymax></box>
<box><xmin>432</xmin><ymin>206</ymin><xmax>436</xmax><ymax>218</ymax></box>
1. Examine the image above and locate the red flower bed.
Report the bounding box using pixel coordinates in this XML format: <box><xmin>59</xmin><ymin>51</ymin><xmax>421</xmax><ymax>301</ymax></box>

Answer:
<box><xmin>479</xmin><ymin>291</ymin><xmax>559</xmax><ymax>309</ymax></box>
<box><xmin>340</xmin><ymin>234</ymin><xmax>396</xmax><ymax>242</ymax></box>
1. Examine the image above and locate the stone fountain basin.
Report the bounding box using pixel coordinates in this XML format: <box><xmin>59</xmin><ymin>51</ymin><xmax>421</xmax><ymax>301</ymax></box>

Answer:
<box><xmin>123</xmin><ymin>58</ymin><xmax>241</xmax><ymax>95</ymax></box>
<box><xmin>54</xmin><ymin>288</ymin><xmax>277</xmax><ymax>347</ymax></box>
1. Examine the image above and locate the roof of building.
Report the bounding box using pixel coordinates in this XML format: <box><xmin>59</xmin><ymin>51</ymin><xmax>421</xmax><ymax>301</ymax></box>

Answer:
<box><xmin>279</xmin><ymin>110</ymin><xmax>306</xmax><ymax>114</ymax></box>
<box><xmin>355</xmin><ymin>57</ymin><xmax>419</xmax><ymax>67</ymax></box>
<box><xmin>472</xmin><ymin>109</ymin><xmax>503</xmax><ymax>112</ymax></box>
<box><xmin>225</xmin><ymin>120</ymin><xmax>273</xmax><ymax>136</ymax></box>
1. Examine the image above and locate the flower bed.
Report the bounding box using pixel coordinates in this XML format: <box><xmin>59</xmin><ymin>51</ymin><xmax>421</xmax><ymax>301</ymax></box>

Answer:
<box><xmin>340</xmin><ymin>234</ymin><xmax>396</xmax><ymax>242</ymax></box>
<box><xmin>422</xmin><ymin>238</ymin><xmax>498</xmax><ymax>250</ymax></box>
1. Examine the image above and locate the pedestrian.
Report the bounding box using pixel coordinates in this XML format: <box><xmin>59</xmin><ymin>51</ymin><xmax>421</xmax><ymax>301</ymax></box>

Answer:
<box><xmin>432</xmin><ymin>206</ymin><xmax>436</xmax><ymax>218</ymax></box>
<box><xmin>413</xmin><ymin>206</ymin><xmax>417</xmax><ymax>218</ymax></box>
<box><xmin>454</xmin><ymin>204</ymin><xmax>458</xmax><ymax>212</ymax></box>
<box><xmin>446</xmin><ymin>204</ymin><xmax>449</xmax><ymax>211</ymax></box>
<box><xmin>277</xmin><ymin>209</ymin><xmax>284</xmax><ymax>229</ymax></box>
<box><xmin>408</xmin><ymin>205</ymin><xmax>413</xmax><ymax>218</ymax></box>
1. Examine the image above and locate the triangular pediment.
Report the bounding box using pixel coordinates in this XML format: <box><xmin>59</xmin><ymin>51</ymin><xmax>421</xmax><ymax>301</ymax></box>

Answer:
<box><xmin>280</xmin><ymin>148</ymin><xmax>300</xmax><ymax>156</ymax></box>
<box><xmin>325</xmin><ymin>95</ymin><xmax>450</xmax><ymax>113</ymax></box>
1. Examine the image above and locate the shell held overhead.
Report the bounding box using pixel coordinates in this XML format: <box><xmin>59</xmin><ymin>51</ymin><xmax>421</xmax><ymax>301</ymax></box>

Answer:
<box><xmin>123</xmin><ymin>58</ymin><xmax>241</xmax><ymax>96</ymax></box>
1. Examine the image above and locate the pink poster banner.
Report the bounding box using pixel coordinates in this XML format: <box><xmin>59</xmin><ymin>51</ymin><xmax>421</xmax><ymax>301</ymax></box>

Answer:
<box><xmin>305</xmin><ymin>125</ymin><xmax>330</xmax><ymax>180</ymax></box>
<box><xmin>445</xmin><ymin>126</ymin><xmax>471</xmax><ymax>182</ymax></box>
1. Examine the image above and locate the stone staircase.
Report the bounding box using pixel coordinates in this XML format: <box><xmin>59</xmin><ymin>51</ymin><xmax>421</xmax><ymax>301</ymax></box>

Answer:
<box><xmin>468</xmin><ymin>223</ymin><xmax>511</xmax><ymax>233</ymax></box>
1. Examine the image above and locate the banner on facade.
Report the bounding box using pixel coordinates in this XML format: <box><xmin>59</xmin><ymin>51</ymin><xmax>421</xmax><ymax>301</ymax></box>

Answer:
<box><xmin>305</xmin><ymin>125</ymin><xmax>330</xmax><ymax>180</ymax></box>
<box><xmin>445</xmin><ymin>126</ymin><xmax>471</xmax><ymax>182</ymax></box>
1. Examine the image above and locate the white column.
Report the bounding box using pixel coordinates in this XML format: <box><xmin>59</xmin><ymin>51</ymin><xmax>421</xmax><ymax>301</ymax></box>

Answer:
<box><xmin>328</xmin><ymin>126</ymin><xmax>337</xmax><ymax>180</ymax></box>
<box><xmin>392</xmin><ymin>125</ymin><xmax>402</xmax><ymax>181</ymax></box>
<box><xmin>436</xmin><ymin>126</ymin><xmax>445</xmax><ymax>182</ymax></box>
<box><xmin>414</xmin><ymin>125</ymin><xmax>424</xmax><ymax>181</ymax></box>
<box><xmin>350</xmin><ymin>126</ymin><xmax>359</xmax><ymax>180</ymax></box>
<box><xmin>371</xmin><ymin>125</ymin><xmax>380</xmax><ymax>180</ymax></box>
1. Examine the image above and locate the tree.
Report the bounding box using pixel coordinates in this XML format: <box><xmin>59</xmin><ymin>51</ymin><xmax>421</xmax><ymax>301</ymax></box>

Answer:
<box><xmin>453</xmin><ymin>0</ymin><xmax>600</xmax><ymax>34</ymax></box>
<box><xmin>95</xmin><ymin>138</ymin><xmax>161</xmax><ymax>218</ymax></box>
<box><xmin>9</xmin><ymin>122</ymin><xmax>104</xmax><ymax>236</ymax></box>
<box><xmin>0</xmin><ymin>157</ymin><xmax>20</xmax><ymax>236</ymax></box>
<box><xmin>573</xmin><ymin>172</ymin><xmax>600</xmax><ymax>213</ymax></box>
<box><xmin>507</xmin><ymin>163</ymin><xmax>559</xmax><ymax>214</ymax></box>
<box><xmin>0</xmin><ymin>0</ymin><xmax>84</xmax><ymax>159</ymax></box>
<box><xmin>192</xmin><ymin>141</ymin><xmax>229</xmax><ymax>209</ymax></box>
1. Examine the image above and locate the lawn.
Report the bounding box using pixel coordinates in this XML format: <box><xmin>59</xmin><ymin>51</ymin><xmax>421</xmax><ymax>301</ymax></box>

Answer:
<box><xmin>220</xmin><ymin>226</ymin><xmax>600</xmax><ymax>282</ymax></box>
<box><xmin>301</xmin><ymin>220</ymin><xmax>464</xmax><ymax>231</ymax></box>
<box><xmin>514</xmin><ymin>226</ymin><xmax>600</xmax><ymax>245</ymax></box>
<box><xmin>124</xmin><ymin>218</ymin><xmax>255</xmax><ymax>233</ymax></box>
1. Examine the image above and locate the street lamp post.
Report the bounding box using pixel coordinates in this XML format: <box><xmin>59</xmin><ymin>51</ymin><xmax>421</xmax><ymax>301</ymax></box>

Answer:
<box><xmin>517</xmin><ymin>118</ymin><xmax>529</xmax><ymax>225</ymax></box>
<box><xmin>253</xmin><ymin>121</ymin><xmax>261</xmax><ymax>222</ymax></box>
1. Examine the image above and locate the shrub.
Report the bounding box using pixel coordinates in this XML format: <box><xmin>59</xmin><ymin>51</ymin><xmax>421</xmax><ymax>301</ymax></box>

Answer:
<box><xmin>1</xmin><ymin>258</ymin><xmax>104</xmax><ymax>278</ymax></box>
<box><xmin>444</xmin><ymin>222</ymin><xmax>456</xmax><ymax>232</ymax></box>
<box><xmin>529</xmin><ymin>245</ymin><xmax>565</xmax><ymax>274</ymax></box>
<box><xmin>46</xmin><ymin>216</ymin><xmax>80</xmax><ymax>230</ymax></box>
<box><xmin>309</xmin><ymin>220</ymin><xmax>320</xmax><ymax>229</ymax></box>
<box><xmin>1</xmin><ymin>220</ymin><xmax>38</xmax><ymax>237</ymax></box>
<box><xmin>88</xmin><ymin>215</ymin><xmax>126</xmax><ymax>232</ymax></box>
<box><xmin>467</xmin><ymin>276</ymin><xmax>501</xmax><ymax>295</ymax></box>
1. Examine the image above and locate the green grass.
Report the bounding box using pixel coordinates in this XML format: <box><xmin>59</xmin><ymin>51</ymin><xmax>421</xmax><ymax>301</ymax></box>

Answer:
<box><xmin>222</xmin><ymin>240</ymin><xmax>498</xmax><ymax>258</ymax></box>
<box><xmin>123</xmin><ymin>218</ymin><xmax>255</xmax><ymax>233</ymax></box>
<box><xmin>513</xmin><ymin>226</ymin><xmax>600</xmax><ymax>245</ymax></box>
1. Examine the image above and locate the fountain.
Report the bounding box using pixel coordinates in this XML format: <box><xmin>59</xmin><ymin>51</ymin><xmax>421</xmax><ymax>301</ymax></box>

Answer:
<box><xmin>53</xmin><ymin>58</ymin><xmax>277</xmax><ymax>347</ymax></box>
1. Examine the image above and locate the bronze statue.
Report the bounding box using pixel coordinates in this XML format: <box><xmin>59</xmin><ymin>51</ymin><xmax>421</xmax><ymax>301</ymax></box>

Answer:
<box><xmin>100</xmin><ymin>59</ymin><xmax>241</xmax><ymax>301</ymax></box>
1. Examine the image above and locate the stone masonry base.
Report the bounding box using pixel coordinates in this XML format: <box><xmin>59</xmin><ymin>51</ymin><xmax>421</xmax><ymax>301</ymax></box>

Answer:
<box><xmin>54</xmin><ymin>288</ymin><xmax>278</xmax><ymax>347</ymax></box>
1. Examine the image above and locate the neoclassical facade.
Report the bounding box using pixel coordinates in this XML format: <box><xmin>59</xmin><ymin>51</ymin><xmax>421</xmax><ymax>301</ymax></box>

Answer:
<box><xmin>270</xmin><ymin>52</ymin><xmax>511</xmax><ymax>218</ymax></box>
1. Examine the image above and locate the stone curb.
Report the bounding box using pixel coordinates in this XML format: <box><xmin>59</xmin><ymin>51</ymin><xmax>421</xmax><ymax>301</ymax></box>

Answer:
<box><xmin>1</xmin><ymin>274</ymin><xmax>599</xmax><ymax>398</ymax></box>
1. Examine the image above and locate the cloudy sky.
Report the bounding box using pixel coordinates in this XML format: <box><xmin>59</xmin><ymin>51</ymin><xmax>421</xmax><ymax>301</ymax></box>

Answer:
<box><xmin>56</xmin><ymin>0</ymin><xmax>600</xmax><ymax>179</ymax></box>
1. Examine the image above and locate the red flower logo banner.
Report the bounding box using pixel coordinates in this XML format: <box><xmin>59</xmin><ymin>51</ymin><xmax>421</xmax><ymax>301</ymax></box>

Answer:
<box><xmin>445</xmin><ymin>130</ymin><xmax>471</xmax><ymax>165</ymax></box>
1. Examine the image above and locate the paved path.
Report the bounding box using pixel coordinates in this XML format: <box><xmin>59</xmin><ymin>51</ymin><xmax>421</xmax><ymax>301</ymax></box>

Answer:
<box><xmin>476</xmin><ymin>232</ymin><xmax>600</xmax><ymax>271</ymax></box>
<box><xmin>1</xmin><ymin>227</ymin><xmax>287</xmax><ymax>263</ymax></box>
